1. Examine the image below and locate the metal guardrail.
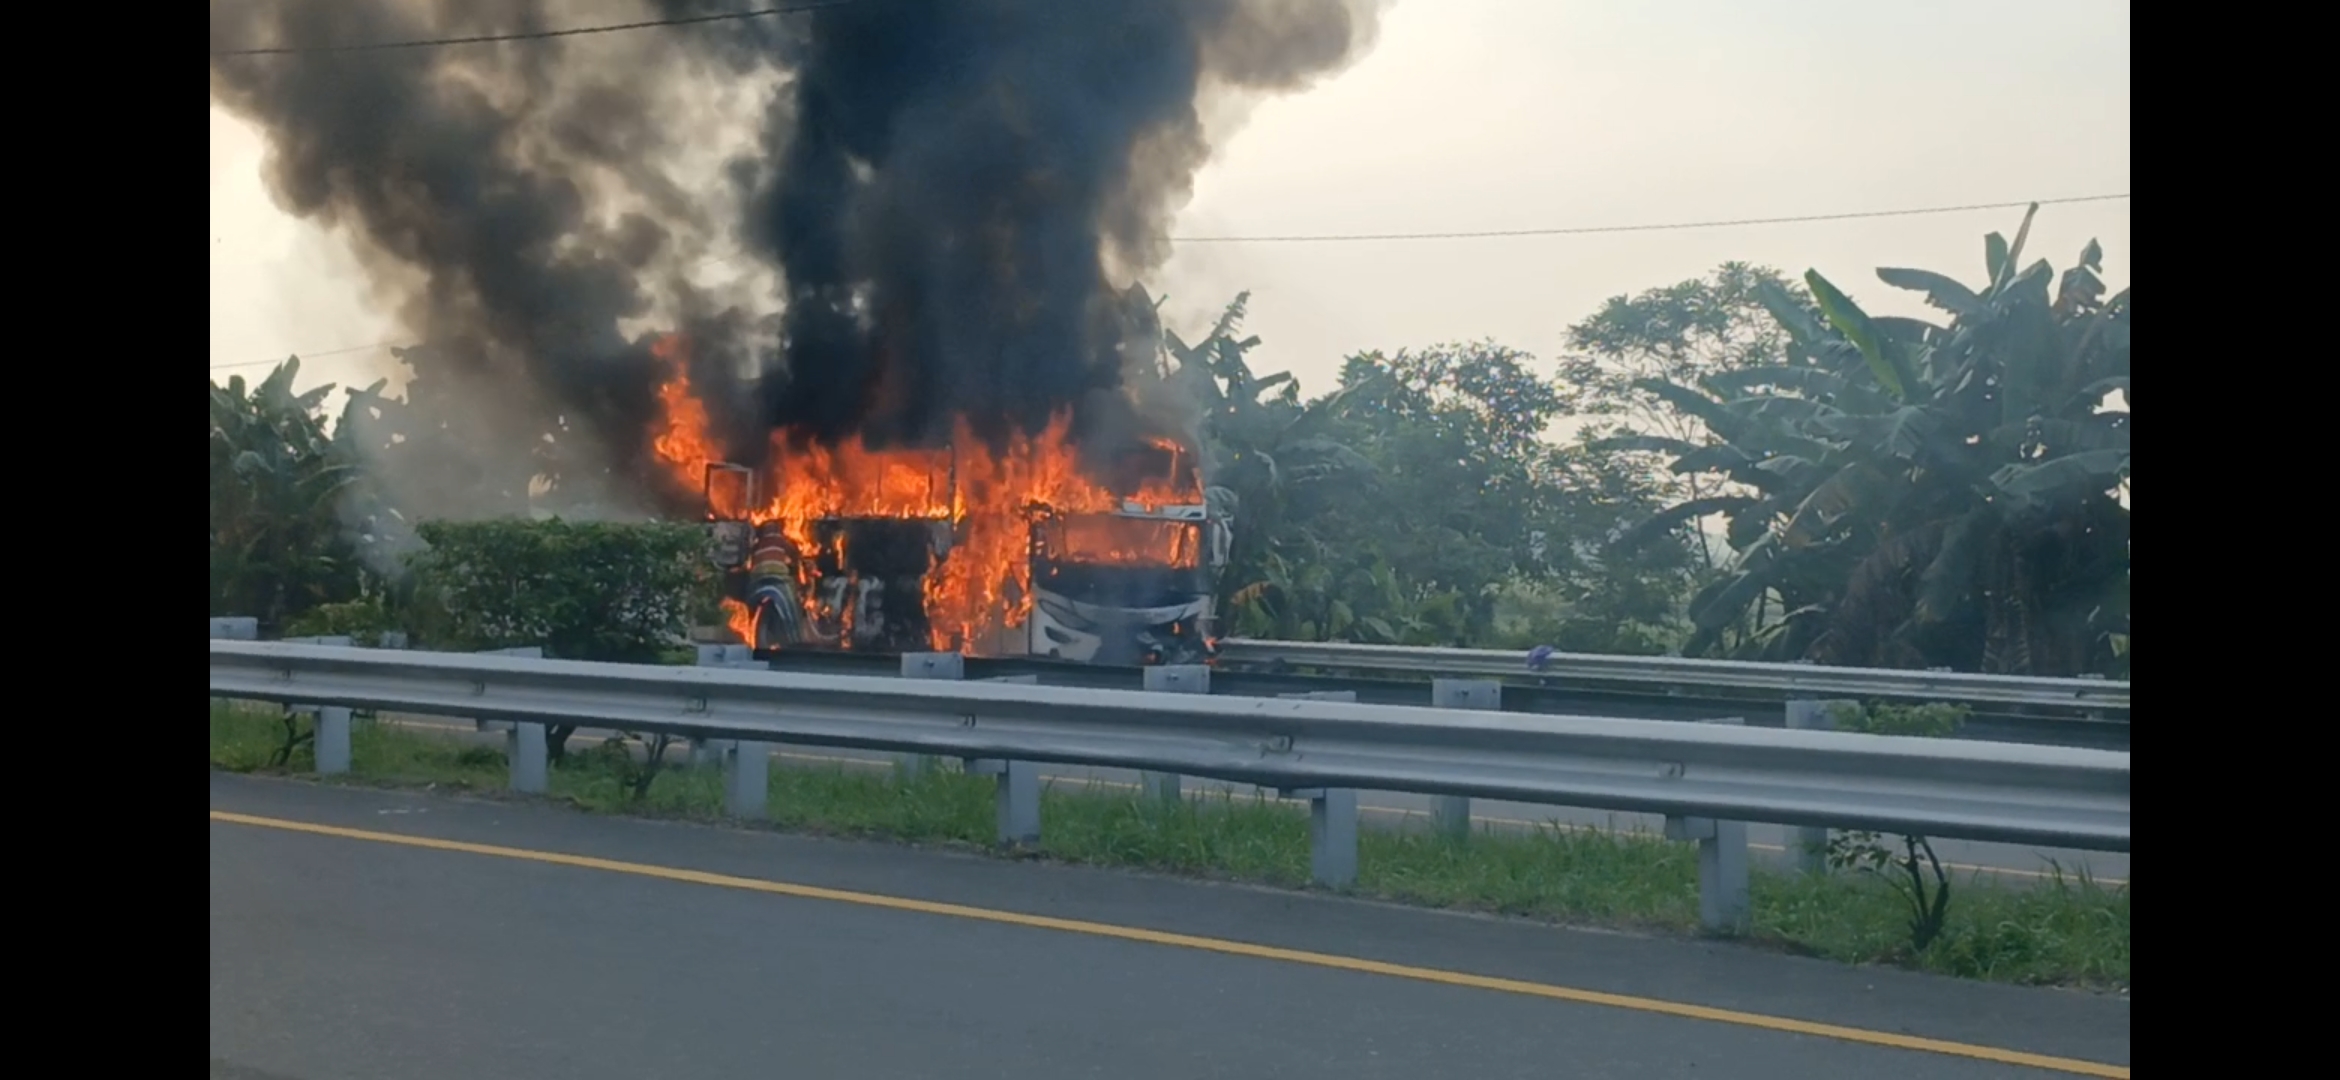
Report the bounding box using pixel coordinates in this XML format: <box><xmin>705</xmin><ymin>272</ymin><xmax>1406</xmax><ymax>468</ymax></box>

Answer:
<box><xmin>749</xmin><ymin>648</ymin><xmax>2126</xmax><ymax>751</ymax></box>
<box><xmin>1212</xmin><ymin>640</ymin><xmax>2132</xmax><ymax>713</ymax></box>
<box><xmin>209</xmin><ymin>638</ymin><xmax>2129</xmax><ymax>930</ymax></box>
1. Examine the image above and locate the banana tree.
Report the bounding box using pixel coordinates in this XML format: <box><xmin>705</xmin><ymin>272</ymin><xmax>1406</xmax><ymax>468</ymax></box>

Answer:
<box><xmin>209</xmin><ymin>357</ymin><xmax>372</xmax><ymax>632</ymax></box>
<box><xmin>1618</xmin><ymin>208</ymin><xmax>2130</xmax><ymax>676</ymax></box>
<box><xmin>1170</xmin><ymin>292</ymin><xmax>1381</xmax><ymax>619</ymax></box>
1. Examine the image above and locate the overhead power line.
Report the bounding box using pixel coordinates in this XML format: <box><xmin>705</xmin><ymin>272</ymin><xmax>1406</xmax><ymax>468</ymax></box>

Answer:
<box><xmin>209</xmin><ymin>0</ymin><xmax>869</xmax><ymax>58</ymax></box>
<box><xmin>209</xmin><ymin>191</ymin><xmax>2129</xmax><ymax>372</ymax></box>
<box><xmin>211</xmin><ymin>342</ymin><xmax>401</xmax><ymax>373</ymax></box>
<box><xmin>1170</xmin><ymin>193</ymin><xmax>2130</xmax><ymax>243</ymax></box>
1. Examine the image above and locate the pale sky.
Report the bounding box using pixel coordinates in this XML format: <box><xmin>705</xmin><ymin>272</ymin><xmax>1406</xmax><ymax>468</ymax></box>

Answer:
<box><xmin>208</xmin><ymin>0</ymin><xmax>2131</xmax><ymax>403</ymax></box>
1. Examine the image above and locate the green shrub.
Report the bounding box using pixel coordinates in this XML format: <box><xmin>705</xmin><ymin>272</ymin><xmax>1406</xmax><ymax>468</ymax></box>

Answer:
<box><xmin>404</xmin><ymin>518</ymin><xmax>704</xmax><ymax>661</ymax></box>
<box><xmin>403</xmin><ymin>518</ymin><xmax>707</xmax><ymax>760</ymax></box>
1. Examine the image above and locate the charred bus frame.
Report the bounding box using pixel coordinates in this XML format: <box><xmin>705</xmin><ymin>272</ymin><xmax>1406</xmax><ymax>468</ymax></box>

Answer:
<box><xmin>700</xmin><ymin>446</ymin><xmax>1227</xmax><ymax>665</ymax></box>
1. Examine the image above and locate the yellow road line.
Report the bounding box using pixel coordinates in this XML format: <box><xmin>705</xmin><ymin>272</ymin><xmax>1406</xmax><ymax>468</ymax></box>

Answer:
<box><xmin>209</xmin><ymin>809</ymin><xmax>2128</xmax><ymax>1079</ymax></box>
<box><xmin>375</xmin><ymin>716</ymin><xmax>2122</xmax><ymax>886</ymax></box>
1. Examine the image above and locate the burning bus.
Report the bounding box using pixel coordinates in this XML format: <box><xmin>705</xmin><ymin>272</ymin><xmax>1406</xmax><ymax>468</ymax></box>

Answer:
<box><xmin>689</xmin><ymin>407</ymin><xmax>1230</xmax><ymax>667</ymax></box>
<box><xmin>652</xmin><ymin>316</ymin><xmax>1231</xmax><ymax>667</ymax></box>
<box><xmin>1025</xmin><ymin>498</ymin><xmax>1224</xmax><ymax>666</ymax></box>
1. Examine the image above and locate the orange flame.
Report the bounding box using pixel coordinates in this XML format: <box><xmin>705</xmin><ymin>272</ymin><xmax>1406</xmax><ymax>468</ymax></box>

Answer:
<box><xmin>651</xmin><ymin>335</ymin><xmax>722</xmax><ymax>485</ymax></box>
<box><xmin>650</xmin><ymin>333</ymin><xmax>1203</xmax><ymax>652</ymax></box>
<box><xmin>720</xmin><ymin>597</ymin><xmax>757</xmax><ymax>644</ymax></box>
<box><xmin>1038</xmin><ymin>514</ymin><xmax>1203</xmax><ymax>569</ymax></box>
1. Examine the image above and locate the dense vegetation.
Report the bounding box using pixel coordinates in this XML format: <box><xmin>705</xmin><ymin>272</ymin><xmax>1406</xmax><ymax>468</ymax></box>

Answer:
<box><xmin>208</xmin><ymin>214</ymin><xmax>2130</xmax><ymax>678</ymax></box>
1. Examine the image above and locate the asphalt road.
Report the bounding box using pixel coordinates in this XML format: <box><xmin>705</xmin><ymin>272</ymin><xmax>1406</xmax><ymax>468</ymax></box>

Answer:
<box><xmin>209</xmin><ymin>774</ymin><xmax>2129</xmax><ymax>1080</ymax></box>
<box><xmin>398</xmin><ymin>715</ymin><xmax>2128</xmax><ymax>886</ymax></box>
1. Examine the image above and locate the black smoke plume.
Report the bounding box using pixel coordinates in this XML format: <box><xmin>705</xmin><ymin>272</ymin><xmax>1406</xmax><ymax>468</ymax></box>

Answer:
<box><xmin>210</xmin><ymin>0</ymin><xmax>1382</xmax><ymax>514</ymax></box>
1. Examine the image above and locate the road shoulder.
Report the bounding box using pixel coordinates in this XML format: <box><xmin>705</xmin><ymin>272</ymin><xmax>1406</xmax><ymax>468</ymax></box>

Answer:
<box><xmin>208</xmin><ymin>771</ymin><xmax>2128</xmax><ymax>1070</ymax></box>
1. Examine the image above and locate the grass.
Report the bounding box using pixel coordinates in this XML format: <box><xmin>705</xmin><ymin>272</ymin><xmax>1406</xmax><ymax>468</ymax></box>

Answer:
<box><xmin>209</xmin><ymin>703</ymin><xmax>2130</xmax><ymax>991</ymax></box>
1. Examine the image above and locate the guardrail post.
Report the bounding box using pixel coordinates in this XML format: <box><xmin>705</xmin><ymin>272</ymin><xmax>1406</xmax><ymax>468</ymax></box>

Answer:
<box><xmin>1268</xmin><ymin>694</ymin><xmax>1361</xmax><ymax>885</ymax></box>
<box><xmin>284</xmin><ymin>635</ymin><xmax>355</xmax><ymax>776</ymax></box>
<box><xmin>313</xmin><ymin>699</ymin><xmax>355</xmax><ymax>778</ymax></box>
<box><xmin>510</xmin><ymin>721</ymin><xmax>549</xmax><ymax>794</ymax></box>
<box><xmin>692</xmin><ymin>645</ymin><xmax>754</xmax><ymax>767</ymax></box>
<box><xmin>474</xmin><ymin>647</ymin><xmax>545</xmax><ymax>782</ymax></box>
<box><xmin>471</xmin><ymin>646</ymin><xmax>544</xmax><ymax>735</ymax></box>
<box><xmin>1664</xmin><ymin>717</ymin><xmax>1750</xmax><ymax>934</ymax></box>
<box><xmin>1280</xmin><ymin>787</ymin><xmax>1358</xmax><ymax>887</ymax></box>
<box><xmin>1141</xmin><ymin>666</ymin><xmax>1210</xmax><ymax>804</ymax></box>
<box><xmin>726</xmin><ymin>741</ymin><xmax>771</xmax><ymax>819</ymax></box>
<box><xmin>476</xmin><ymin>649</ymin><xmax>549</xmax><ymax>793</ymax></box>
<box><xmin>1430</xmin><ymin>679</ymin><xmax>1501</xmax><ymax>840</ymax></box>
<box><xmin>965</xmin><ymin>758</ymin><xmax>1042</xmax><ymax>848</ymax></box>
<box><xmin>898</xmin><ymin>653</ymin><xmax>965</xmax><ymax>778</ymax></box>
<box><xmin>1783</xmin><ymin>699</ymin><xmax>1842</xmax><ymax>874</ymax></box>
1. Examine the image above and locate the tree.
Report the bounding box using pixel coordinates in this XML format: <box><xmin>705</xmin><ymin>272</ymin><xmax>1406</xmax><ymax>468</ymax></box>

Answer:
<box><xmin>209</xmin><ymin>358</ymin><xmax>377</xmax><ymax>633</ymax></box>
<box><xmin>1562</xmin><ymin>262</ymin><xmax>1811</xmax><ymax>569</ymax></box>
<box><xmin>1314</xmin><ymin>343</ymin><xmax>1713</xmax><ymax>652</ymax></box>
<box><xmin>1303</xmin><ymin>344</ymin><xmax>1572</xmax><ymax>638</ymax></box>
<box><xmin>1167</xmin><ymin>293</ymin><xmax>1382</xmax><ymax>629</ymax></box>
<box><xmin>1518</xmin><ymin>426</ymin><xmax>1710</xmax><ymax>654</ymax></box>
<box><xmin>1177</xmin><ymin>311</ymin><xmax>1703</xmax><ymax>651</ymax></box>
<box><xmin>1621</xmin><ymin>208</ymin><xmax>2130</xmax><ymax>676</ymax></box>
<box><xmin>1559</xmin><ymin>261</ymin><xmax>1809</xmax><ymax>429</ymax></box>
